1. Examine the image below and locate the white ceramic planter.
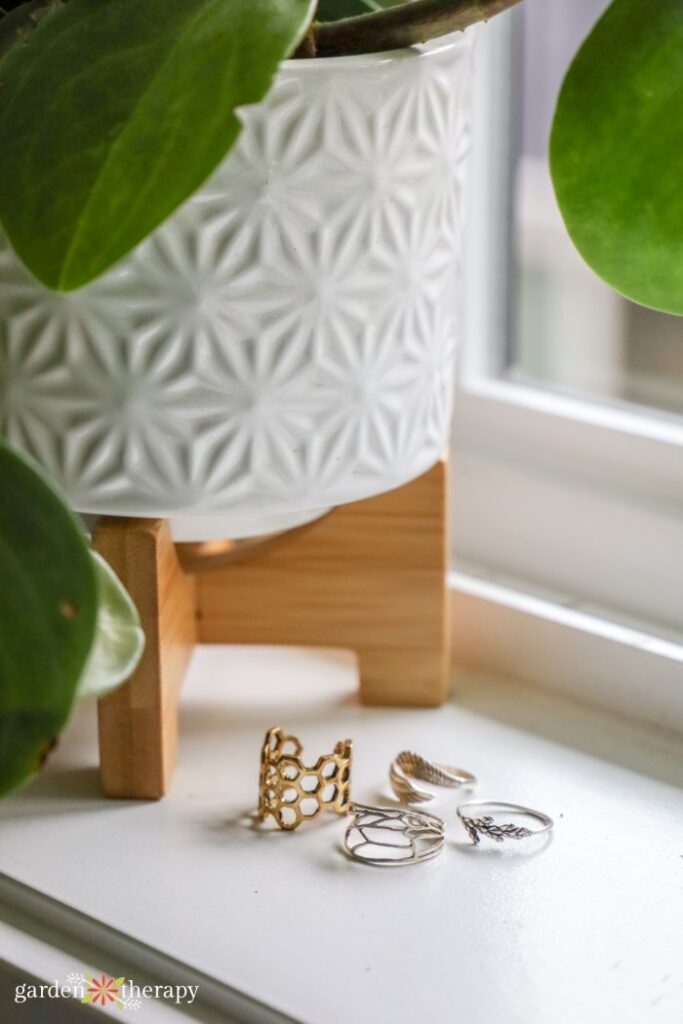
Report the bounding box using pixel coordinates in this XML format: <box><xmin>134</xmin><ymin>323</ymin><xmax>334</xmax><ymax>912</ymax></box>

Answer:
<box><xmin>0</xmin><ymin>34</ymin><xmax>472</xmax><ymax>541</ymax></box>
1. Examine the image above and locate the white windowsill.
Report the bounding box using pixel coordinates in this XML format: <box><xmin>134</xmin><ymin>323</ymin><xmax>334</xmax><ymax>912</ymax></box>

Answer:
<box><xmin>1</xmin><ymin>644</ymin><xmax>682</xmax><ymax>1024</ymax></box>
<box><xmin>449</xmin><ymin>569</ymin><xmax>683</xmax><ymax>734</ymax></box>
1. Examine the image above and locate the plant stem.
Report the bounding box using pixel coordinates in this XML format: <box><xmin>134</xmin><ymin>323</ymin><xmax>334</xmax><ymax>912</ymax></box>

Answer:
<box><xmin>293</xmin><ymin>20</ymin><xmax>317</xmax><ymax>58</ymax></box>
<box><xmin>313</xmin><ymin>0</ymin><xmax>522</xmax><ymax>57</ymax></box>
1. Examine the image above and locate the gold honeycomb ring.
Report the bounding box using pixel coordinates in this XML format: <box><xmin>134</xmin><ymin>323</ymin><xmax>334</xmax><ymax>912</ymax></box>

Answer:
<box><xmin>258</xmin><ymin>726</ymin><xmax>352</xmax><ymax>831</ymax></box>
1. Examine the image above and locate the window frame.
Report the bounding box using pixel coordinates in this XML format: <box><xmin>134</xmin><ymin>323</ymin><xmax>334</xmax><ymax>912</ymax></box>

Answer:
<box><xmin>449</xmin><ymin>13</ymin><xmax>683</xmax><ymax>720</ymax></box>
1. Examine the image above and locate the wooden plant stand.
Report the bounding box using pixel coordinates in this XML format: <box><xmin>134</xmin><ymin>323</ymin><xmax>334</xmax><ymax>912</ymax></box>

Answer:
<box><xmin>93</xmin><ymin>458</ymin><xmax>449</xmax><ymax>798</ymax></box>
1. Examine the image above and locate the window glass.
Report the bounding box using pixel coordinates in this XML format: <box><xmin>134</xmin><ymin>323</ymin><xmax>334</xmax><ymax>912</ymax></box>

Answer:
<box><xmin>509</xmin><ymin>0</ymin><xmax>683</xmax><ymax>419</ymax></box>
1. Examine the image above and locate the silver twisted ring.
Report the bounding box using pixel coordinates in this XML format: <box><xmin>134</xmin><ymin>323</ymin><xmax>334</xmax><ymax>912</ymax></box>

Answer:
<box><xmin>390</xmin><ymin>750</ymin><xmax>477</xmax><ymax>804</ymax></box>
<box><xmin>457</xmin><ymin>801</ymin><xmax>553</xmax><ymax>845</ymax></box>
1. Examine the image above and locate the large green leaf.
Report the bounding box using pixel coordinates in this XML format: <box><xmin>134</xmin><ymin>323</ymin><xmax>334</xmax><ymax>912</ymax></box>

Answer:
<box><xmin>550</xmin><ymin>0</ymin><xmax>683</xmax><ymax>315</ymax></box>
<box><xmin>0</xmin><ymin>445</ymin><xmax>98</xmax><ymax>795</ymax></box>
<box><xmin>0</xmin><ymin>0</ymin><xmax>315</xmax><ymax>291</ymax></box>
<box><xmin>76</xmin><ymin>552</ymin><xmax>144</xmax><ymax>701</ymax></box>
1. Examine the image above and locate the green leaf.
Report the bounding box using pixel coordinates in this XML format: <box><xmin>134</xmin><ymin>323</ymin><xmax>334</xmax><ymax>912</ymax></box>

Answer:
<box><xmin>550</xmin><ymin>0</ymin><xmax>683</xmax><ymax>315</ymax></box>
<box><xmin>0</xmin><ymin>0</ymin><xmax>315</xmax><ymax>291</ymax></box>
<box><xmin>0</xmin><ymin>2</ymin><xmax>64</xmax><ymax>59</ymax></box>
<box><xmin>0</xmin><ymin>444</ymin><xmax>98</xmax><ymax>795</ymax></box>
<box><xmin>76</xmin><ymin>552</ymin><xmax>144</xmax><ymax>701</ymax></box>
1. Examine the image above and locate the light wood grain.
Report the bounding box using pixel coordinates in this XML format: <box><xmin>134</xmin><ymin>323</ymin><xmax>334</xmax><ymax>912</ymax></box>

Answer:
<box><xmin>196</xmin><ymin>460</ymin><xmax>449</xmax><ymax>706</ymax></box>
<box><xmin>93</xmin><ymin>461</ymin><xmax>449</xmax><ymax>797</ymax></box>
<box><xmin>93</xmin><ymin>518</ymin><xmax>196</xmax><ymax>798</ymax></box>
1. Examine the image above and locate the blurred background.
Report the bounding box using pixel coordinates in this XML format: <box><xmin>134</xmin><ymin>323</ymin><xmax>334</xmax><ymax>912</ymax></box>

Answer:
<box><xmin>510</xmin><ymin>0</ymin><xmax>683</xmax><ymax>418</ymax></box>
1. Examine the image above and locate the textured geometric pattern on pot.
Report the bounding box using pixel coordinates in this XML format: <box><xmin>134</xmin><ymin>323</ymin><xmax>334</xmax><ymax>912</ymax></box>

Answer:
<box><xmin>0</xmin><ymin>37</ymin><xmax>472</xmax><ymax>518</ymax></box>
<box><xmin>258</xmin><ymin>727</ymin><xmax>352</xmax><ymax>831</ymax></box>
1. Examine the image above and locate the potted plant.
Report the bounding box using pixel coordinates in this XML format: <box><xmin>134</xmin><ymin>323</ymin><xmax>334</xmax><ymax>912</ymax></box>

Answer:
<box><xmin>1</xmin><ymin>0</ymin><xmax>680</xmax><ymax>542</ymax></box>
<box><xmin>0</xmin><ymin>1</ymin><xmax>467</xmax><ymax>540</ymax></box>
<box><xmin>0</xmin><ymin>0</ymin><xmax>681</xmax><ymax>791</ymax></box>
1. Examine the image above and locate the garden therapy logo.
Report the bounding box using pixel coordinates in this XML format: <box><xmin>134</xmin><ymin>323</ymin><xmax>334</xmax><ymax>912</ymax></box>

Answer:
<box><xmin>14</xmin><ymin>972</ymin><xmax>199</xmax><ymax>1010</ymax></box>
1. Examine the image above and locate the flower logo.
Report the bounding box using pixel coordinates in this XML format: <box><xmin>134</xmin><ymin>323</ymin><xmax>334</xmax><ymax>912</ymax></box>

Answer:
<box><xmin>82</xmin><ymin>972</ymin><xmax>125</xmax><ymax>1009</ymax></box>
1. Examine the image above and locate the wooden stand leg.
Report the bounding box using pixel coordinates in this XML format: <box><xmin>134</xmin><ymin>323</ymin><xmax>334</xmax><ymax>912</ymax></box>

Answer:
<box><xmin>93</xmin><ymin>518</ymin><xmax>196</xmax><ymax>798</ymax></box>
<box><xmin>196</xmin><ymin>458</ymin><xmax>449</xmax><ymax>706</ymax></box>
<box><xmin>93</xmin><ymin>458</ymin><xmax>448</xmax><ymax>797</ymax></box>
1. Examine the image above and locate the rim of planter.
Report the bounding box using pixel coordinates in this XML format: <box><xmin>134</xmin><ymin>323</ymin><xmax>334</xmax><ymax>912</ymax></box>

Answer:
<box><xmin>281</xmin><ymin>30</ymin><xmax>471</xmax><ymax>70</ymax></box>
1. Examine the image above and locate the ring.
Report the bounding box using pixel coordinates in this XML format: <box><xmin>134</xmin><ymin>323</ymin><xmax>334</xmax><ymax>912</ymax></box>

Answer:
<box><xmin>457</xmin><ymin>801</ymin><xmax>553</xmax><ymax>845</ymax></box>
<box><xmin>390</xmin><ymin>750</ymin><xmax>477</xmax><ymax>804</ymax></box>
<box><xmin>258</xmin><ymin>726</ymin><xmax>352</xmax><ymax>831</ymax></box>
<box><xmin>344</xmin><ymin>803</ymin><xmax>445</xmax><ymax>866</ymax></box>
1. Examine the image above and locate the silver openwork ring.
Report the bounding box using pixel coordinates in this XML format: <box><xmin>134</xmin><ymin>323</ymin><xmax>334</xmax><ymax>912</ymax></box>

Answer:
<box><xmin>344</xmin><ymin>803</ymin><xmax>445</xmax><ymax>866</ymax></box>
<box><xmin>390</xmin><ymin>750</ymin><xmax>477</xmax><ymax>804</ymax></box>
<box><xmin>457</xmin><ymin>801</ymin><xmax>553</xmax><ymax>845</ymax></box>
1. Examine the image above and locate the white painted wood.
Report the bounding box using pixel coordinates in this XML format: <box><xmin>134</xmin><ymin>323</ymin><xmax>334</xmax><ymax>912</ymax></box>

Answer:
<box><xmin>0</xmin><ymin>918</ymin><xmax>206</xmax><ymax>1022</ymax></box>
<box><xmin>453</xmin><ymin>377</ymin><xmax>683</xmax><ymax>504</ymax></box>
<box><xmin>450</xmin><ymin>452</ymin><xmax>683</xmax><ymax>630</ymax></box>
<box><xmin>450</xmin><ymin>570</ymin><xmax>683</xmax><ymax>733</ymax></box>
<box><xmin>457</xmin><ymin>14</ymin><xmax>683</xmax><ymax>635</ymax></box>
<box><xmin>0</xmin><ymin>895</ymin><xmax>259</xmax><ymax>1024</ymax></box>
<box><xmin>1</xmin><ymin>645</ymin><xmax>682</xmax><ymax>1024</ymax></box>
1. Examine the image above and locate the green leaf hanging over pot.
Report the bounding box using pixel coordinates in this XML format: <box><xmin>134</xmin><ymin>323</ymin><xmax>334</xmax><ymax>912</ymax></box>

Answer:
<box><xmin>0</xmin><ymin>445</ymin><xmax>145</xmax><ymax>795</ymax></box>
<box><xmin>76</xmin><ymin>553</ymin><xmax>145</xmax><ymax>702</ymax></box>
<box><xmin>0</xmin><ymin>0</ymin><xmax>316</xmax><ymax>291</ymax></box>
<box><xmin>551</xmin><ymin>0</ymin><xmax>683</xmax><ymax>315</ymax></box>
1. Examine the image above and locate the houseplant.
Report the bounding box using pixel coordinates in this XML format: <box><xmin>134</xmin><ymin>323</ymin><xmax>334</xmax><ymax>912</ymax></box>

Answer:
<box><xmin>1</xmin><ymin>0</ymin><xmax>681</xmax><ymax>789</ymax></box>
<box><xmin>1</xmin><ymin>0</ymin><xmax>681</xmax><ymax>541</ymax></box>
<box><xmin>0</xmin><ymin>0</ymin><xmax>485</xmax><ymax>541</ymax></box>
